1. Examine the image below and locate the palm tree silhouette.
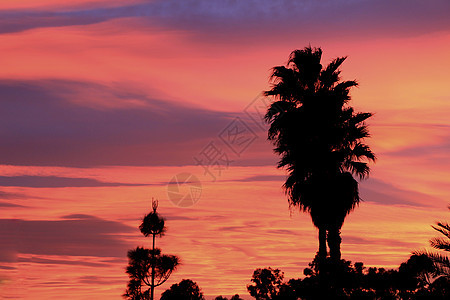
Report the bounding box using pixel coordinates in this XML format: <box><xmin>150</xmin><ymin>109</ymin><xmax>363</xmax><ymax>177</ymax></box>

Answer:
<box><xmin>264</xmin><ymin>46</ymin><xmax>375</xmax><ymax>261</ymax></box>
<box><xmin>414</xmin><ymin>205</ymin><xmax>450</xmax><ymax>279</ymax></box>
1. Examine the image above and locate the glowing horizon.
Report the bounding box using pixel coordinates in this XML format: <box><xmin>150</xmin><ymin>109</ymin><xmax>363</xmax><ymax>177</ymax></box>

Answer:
<box><xmin>1</xmin><ymin>1</ymin><xmax>450</xmax><ymax>299</ymax></box>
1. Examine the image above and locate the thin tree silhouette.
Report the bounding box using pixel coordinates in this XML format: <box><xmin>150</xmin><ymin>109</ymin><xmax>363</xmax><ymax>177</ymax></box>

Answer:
<box><xmin>264</xmin><ymin>46</ymin><xmax>375</xmax><ymax>262</ymax></box>
<box><xmin>124</xmin><ymin>199</ymin><xmax>179</xmax><ymax>300</ymax></box>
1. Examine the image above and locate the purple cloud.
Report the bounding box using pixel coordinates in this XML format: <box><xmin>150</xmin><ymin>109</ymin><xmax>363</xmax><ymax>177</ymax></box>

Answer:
<box><xmin>0</xmin><ymin>191</ymin><xmax>31</xmax><ymax>200</ymax></box>
<box><xmin>0</xmin><ymin>215</ymin><xmax>134</xmax><ymax>263</ymax></box>
<box><xmin>342</xmin><ymin>235</ymin><xmax>421</xmax><ymax>249</ymax></box>
<box><xmin>229</xmin><ymin>175</ymin><xmax>285</xmax><ymax>183</ymax></box>
<box><xmin>0</xmin><ymin>1</ymin><xmax>448</xmax><ymax>38</ymax></box>
<box><xmin>0</xmin><ymin>79</ymin><xmax>234</xmax><ymax>167</ymax></box>
<box><xmin>77</xmin><ymin>275</ymin><xmax>125</xmax><ymax>285</ymax></box>
<box><xmin>0</xmin><ymin>175</ymin><xmax>148</xmax><ymax>188</ymax></box>
<box><xmin>360</xmin><ymin>178</ymin><xmax>437</xmax><ymax>208</ymax></box>
<box><xmin>17</xmin><ymin>257</ymin><xmax>110</xmax><ymax>268</ymax></box>
<box><xmin>0</xmin><ymin>202</ymin><xmax>26</xmax><ymax>208</ymax></box>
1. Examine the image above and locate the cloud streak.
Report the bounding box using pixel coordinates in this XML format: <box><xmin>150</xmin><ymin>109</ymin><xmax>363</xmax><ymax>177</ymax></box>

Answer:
<box><xmin>0</xmin><ymin>0</ymin><xmax>448</xmax><ymax>38</ymax></box>
<box><xmin>0</xmin><ymin>190</ymin><xmax>32</xmax><ymax>199</ymax></box>
<box><xmin>360</xmin><ymin>178</ymin><xmax>436</xmax><ymax>208</ymax></box>
<box><xmin>0</xmin><ymin>175</ymin><xmax>146</xmax><ymax>188</ymax></box>
<box><xmin>0</xmin><ymin>202</ymin><xmax>26</xmax><ymax>208</ymax></box>
<box><xmin>0</xmin><ymin>215</ymin><xmax>134</xmax><ymax>262</ymax></box>
<box><xmin>0</xmin><ymin>79</ymin><xmax>235</xmax><ymax>167</ymax></box>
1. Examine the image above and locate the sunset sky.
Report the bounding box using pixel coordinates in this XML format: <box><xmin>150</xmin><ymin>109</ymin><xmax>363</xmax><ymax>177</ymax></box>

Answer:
<box><xmin>1</xmin><ymin>1</ymin><xmax>450</xmax><ymax>299</ymax></box>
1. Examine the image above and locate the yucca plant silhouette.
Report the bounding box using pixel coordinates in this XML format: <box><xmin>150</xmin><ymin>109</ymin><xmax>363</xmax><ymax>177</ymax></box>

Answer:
<box><xmin>265</xmin><ymin>46</ymin><xmax>375</xmax><ymax>262</ymax></box>
<box><xmin>124</xmin><ymin>199</ymin><xmax>179</xmax><ymax>300</ymax></box>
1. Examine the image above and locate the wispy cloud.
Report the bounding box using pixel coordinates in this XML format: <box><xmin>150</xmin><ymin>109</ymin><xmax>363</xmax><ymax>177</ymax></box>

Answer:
<box><xmin>0</xmin><ymin>190</ymin><xmax>33</xmax><ymax>199</ymax></box>
<box><xmin>0</xmin><ymin>0</ymin><xmax>448</xmax><ymax>38</ymax></box>
<box><xmin>17</xmin><ymin>256</ymin><xmax>110</xmax><ymax>268</ymax></box>
<box><xmin>0</xmin><ymin>79</ymin><xmax>234</xmax><ymax>167</ymax></box>
<box><xmin>360</xmin><ymin>178</ymin><xmax>437</xmax><ymax>208</ymax></box>
<box><xmin>342</xmin><ymin>235</ymin><xmax>420</xmax><ymax>249</ymax></box>
<box><xmin>0</xmin><ymin>202</ymin><xmax>26</xmax><ymax>208</ymax></box>
<box><xmin>0</xmin><ymin>175</ymin><xmax>147</xmax><ymax>188</ymax></box>
<box><xmin>0</xmin><ymin>215</ymin><xmax>134</xmax><ymax>262</ymax></box>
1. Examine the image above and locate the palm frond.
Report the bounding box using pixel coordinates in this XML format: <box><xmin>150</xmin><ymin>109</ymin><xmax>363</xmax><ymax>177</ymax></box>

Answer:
<box><xmin>319</xmin><ymin>56</ymin><xmax>347</xmax><ymax>89</ymax></box>
<box><xmin>430</xmin><ymin>237</ymin><xmax>450</xmax><ymax>252</ymax></box>
<box><xmin>412</xmin><ymin>249</ymin><xmax>450</xmax><ymax>277</ymax></box>
<box><xmin>346</xmin><ymin>161</ymin><xmax>370</xmax><ymax>179</ymax></box>
<box><xmin>269</xmin><ymin>66</ymin><xmax>295</xmax><ymax>81</ymax></box>
<box><xmin>432</xmin><ymin>222</ymin><xmax>450</xmax><ymax>238</ymax></box>
<box><xmin>288</xmin><ymin>47</ymin><xmax>323</xmax><ymax>90</ymax></box>
<box><xmin>264</xmin><ymin>100</ymin><xmax>296</xmax><ymax>123</ymax></box>
<box><xmin>334</xmin><ymin>80</ymin><xmax>358</xmax><ymax>91</ymax></box>
<box><xmin>335</xmin><ymin>172</ymin><xmax>361</xmax><ymax>213</ymax></box>
<box><xmin>334</xmin><ymin>80</ymin><xmax>358</xmax><ymax>102</ymax></box>
<box><xmin>350</xmin><ymin>112</ymin><xmax>373</xmax><ymax>125</ymax></box>
<box><xmin>350</xmin><ymin>142</ymin><xmax>376</xmax><ymax>162</ymax></box>
<box><xmin>288</xmin><ymin>47</ymin><xmax>323</xmax><ymax>70</ymax></box>
<box><xmin>430</xmin><ymin>222</ymin><xmax>450</xmax><ymax>252</ymax></box>
<box><xmin>265</xmin><ymin>83</ymin><xmax>295</xmax><ymax>101</ymax></box>
<box><xmin>343</xmin><ymin>123</ymin><xmax>371</xmax><ymax>141</ymax></box>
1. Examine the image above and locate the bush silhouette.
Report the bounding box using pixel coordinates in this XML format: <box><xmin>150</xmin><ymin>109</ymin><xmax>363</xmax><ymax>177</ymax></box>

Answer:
<box><xmin>160</xmin><ymin>279</ymin><xmax>205</xmax><ymax>300</ymax></box>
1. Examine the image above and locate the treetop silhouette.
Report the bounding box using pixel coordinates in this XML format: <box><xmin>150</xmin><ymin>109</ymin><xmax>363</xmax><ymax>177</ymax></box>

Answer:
<box><xmin>160</xmin><ymin>279</ymin><xmax>205</xmax><ymax>300</ymax></box>
<box><xmin>140</xmin><ymin>199</ymin><xmax>166</xmax><ymax>237</ymax></box>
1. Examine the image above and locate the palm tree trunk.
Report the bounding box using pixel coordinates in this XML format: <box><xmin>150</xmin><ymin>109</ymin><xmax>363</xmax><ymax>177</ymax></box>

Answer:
<box><xmin>318</xmin><ymin>227</ymin><xmax>327</xmax><ymax>260</ymax></box>
<box><xmin>327</xmin><ymin>227</ymin><xmax>341</xmax><ymax>261</ymax></box>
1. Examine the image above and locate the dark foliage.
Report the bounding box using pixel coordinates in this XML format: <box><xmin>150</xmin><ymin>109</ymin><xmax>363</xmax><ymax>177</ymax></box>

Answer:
<box><xmin>160</xmin><ymin>279</ymin><xmax>205</xmax><ymax>300</ymax></box>
<box><xmin>124</xmin><ymin>247</ymin><xmax>179</xmax><ymax>297</ymax></box>
<box><xmin>248</xmin><ymin>256</ymin><xmax>450</xmax><ymax>300</ymax></box>
<box><xmin>214</xmin><ymin>295</ymin><xmax>244</xmax><ymax>300</ymax></box>
<box><xmin>247</xmin><ymin>267</ymin><xmax>284</xmax><ymax>300</ymax></box>
<box><xmin>139</xmin><ymin>200</ymin><xmax>166</xmax><ymax>237</ymax></box>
